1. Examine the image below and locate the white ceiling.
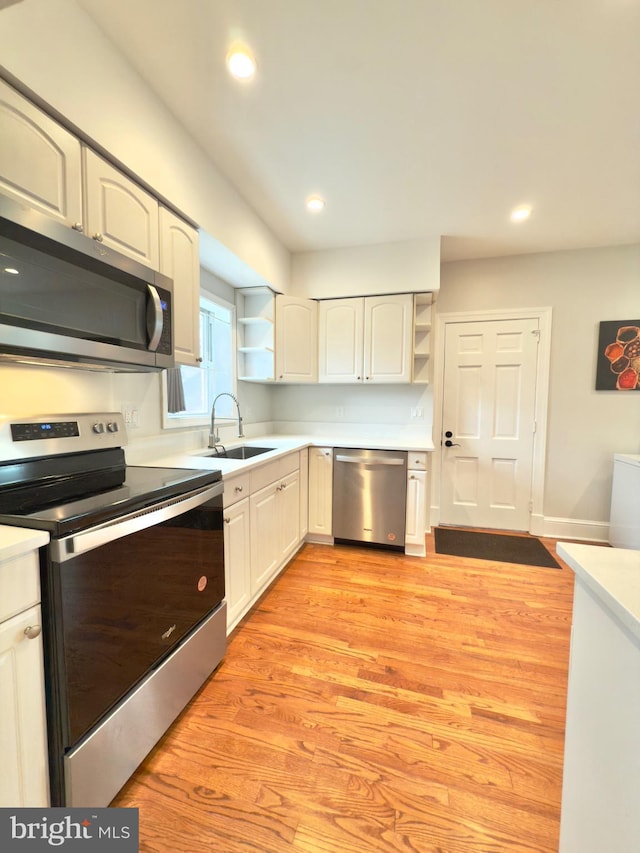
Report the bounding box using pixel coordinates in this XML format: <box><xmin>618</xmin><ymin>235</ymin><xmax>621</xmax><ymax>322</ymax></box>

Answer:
<box><xmin>78</xmin><ymin>0</ymin><xmax>640</xmax><ymax>262</ymax></box>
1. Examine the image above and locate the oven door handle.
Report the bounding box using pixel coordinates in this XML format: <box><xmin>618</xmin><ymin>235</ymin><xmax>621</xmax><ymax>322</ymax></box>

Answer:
<box><xmin>51</xmin><ymin>481</ymin><xmax>224</xmax><ymax>562</ymax></box>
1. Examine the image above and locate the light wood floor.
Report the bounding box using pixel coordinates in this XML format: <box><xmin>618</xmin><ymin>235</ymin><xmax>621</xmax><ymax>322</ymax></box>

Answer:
<box><xmin>113</xmin><ymin>533</ymin><xmax>576</xmax><ymax>852</ymax></box>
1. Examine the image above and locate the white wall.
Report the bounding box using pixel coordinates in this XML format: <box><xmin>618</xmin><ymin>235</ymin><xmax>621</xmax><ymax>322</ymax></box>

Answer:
<box><xmin>0</xmin><ymin>363</ymin><xmax>114</xmax><ymax>417</ymax></box>
<box><xmin>438</xmin><ymin>244</ymin><xmax>640</xmax><ymax>531</ymax></box>
<box><xmin>0</xmin><ymin>0</ymin><xmax>290</xmax><ymax>292</ymax></box>
<box><xmin>291</xmin><ymin>237</ymin><xmax>440</xmax><ymax>298</ymax></box>
<box><xmin>271</xmin><ymin>383</ymin><xmax>432</xmax><ymax>441</ymax></box>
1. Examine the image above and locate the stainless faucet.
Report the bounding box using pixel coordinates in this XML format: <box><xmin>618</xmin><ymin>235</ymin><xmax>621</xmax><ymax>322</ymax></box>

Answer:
<box><xmin>208</xmin><ymin>393</ymin><xmax>244</xmax><ymax>448</ymax></box>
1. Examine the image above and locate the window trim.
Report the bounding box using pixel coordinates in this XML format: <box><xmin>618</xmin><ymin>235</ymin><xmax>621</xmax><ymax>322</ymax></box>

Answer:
<box><xmin>161</xmin><ymin>290</ymin><xmax>237</xmax><ymax>431</ymax></box>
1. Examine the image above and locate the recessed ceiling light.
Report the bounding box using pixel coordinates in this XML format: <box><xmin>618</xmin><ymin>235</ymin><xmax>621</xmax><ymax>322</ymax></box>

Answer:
<box><xmin>511</xmin><ymin>205</ymin><xmax>532</xmax><ymax>222</ymax></box>
<box><xmin>226</xmin><ymin>45</ymin><xmax>256</xmax><ymax>80</ymax></box>
<box><xmin>3</xmin><ymin>267</ymin><xmax>19</xmax><ymax>275</ymax></box>
<box><xmin>306</xmin><ymin>196</ymin><xmax>325</xmax><ymax>213</ymax></box>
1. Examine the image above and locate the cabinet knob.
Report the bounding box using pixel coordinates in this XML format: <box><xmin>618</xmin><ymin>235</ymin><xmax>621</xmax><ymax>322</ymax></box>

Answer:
<box><xmin>357</xmin><ymin>376</ymin><xmax>362</xmax><ymax>380</ymax></box>
<box><xmin>92</xmin><ymin>232</ymin><xmax>104</xmax><ymax>242</ymax></box>
<box><xmin>24</xmin><ymin>625</ymin><xmax>42</xmax><ymax>640</ymax></box>
<box><xmin>196</xmin><ymin>357</ymin><xmax>203</xmax><ymax>363</ymax></box>
<box><xmin>72</xmin><ymin>222</ymin><xmax>84</xmax><ymax>232</ymax></box>
<box><xmin>224</xmin><ymin>517</ymin><xmax>231</xmax><ymax>524</ymax></box>
<box><xmin>409</xmin><ymin>474</ymin><xmax>416</xmax><ymax>480</ymax></box>
<box><xmin>235</xmin><ymin>485</ymin><xmax>243</xmax><ymax>493</ymax></box>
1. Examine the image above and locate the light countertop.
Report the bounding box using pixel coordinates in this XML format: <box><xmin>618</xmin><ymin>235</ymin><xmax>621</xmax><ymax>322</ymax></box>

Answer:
<box><xmin>557</xmin><ymin>542</ymin><xmax>640</xmax><ymax>642</ymax></box>
<box><xmin>0</xmin><ymin>525</ymin><xmax>49</xmax><ymax>561</ymax></box>
<box><xmin>127</xmin><ymin>433</ymin><xmax>435</xmax><ymax>477</ymax></box>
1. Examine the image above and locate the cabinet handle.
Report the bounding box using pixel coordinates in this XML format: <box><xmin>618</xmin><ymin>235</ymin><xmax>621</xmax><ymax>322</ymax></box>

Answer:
<box><xmin>72</xmin><ymin>222</ymin><xmax>84</xmax><ymax>233</ymax></box>
<box><xmin>235</xmin><ymin>485</ymin><xmax>243</xmax><ymax>493</ymax></box>
<box><xmin>280</xmin><ymin>481</ymin><xmax>286</xmax><ymax>490</ymax></box>
<box><xmin>224</xmin><ymin>517</ymin><xmax>231</xmax><ymax>524</ymax></box>
<box><xmin>92</xmin><ymin>232</ymin><xmax>104</xmax><ymax>242</ymax></box>
<box><xmin>196</xmin><ymin>357</ymin><xmax>203</xmax><ymax>363</ymax></box>
<box><xmin>23</xmin><ymin>625</ymin><xmax>42</xmax><ymax>640</ymax></box>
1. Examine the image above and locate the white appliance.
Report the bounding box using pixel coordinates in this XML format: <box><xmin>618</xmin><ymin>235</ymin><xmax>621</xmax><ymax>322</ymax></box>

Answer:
<box><xmin>609</xmin><ymin>454</ymin><xmax>640</xmax><ymax>549</ymax></box>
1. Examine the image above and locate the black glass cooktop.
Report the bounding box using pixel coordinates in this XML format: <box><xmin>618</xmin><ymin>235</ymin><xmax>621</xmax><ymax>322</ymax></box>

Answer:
<box><xmin>0</xmin><ymin>454</ymin><xmax>222</xmax><ymax>536</ymax></box>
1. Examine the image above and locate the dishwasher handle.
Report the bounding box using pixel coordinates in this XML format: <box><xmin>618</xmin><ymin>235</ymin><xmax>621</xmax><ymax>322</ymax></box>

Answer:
<box><xmin>334</xmin><ymin>454</ymin><xmax>405</xmax><ymax>466</ymax></box>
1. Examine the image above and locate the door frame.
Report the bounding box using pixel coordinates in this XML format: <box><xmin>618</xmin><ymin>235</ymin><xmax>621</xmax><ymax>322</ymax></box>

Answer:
<box><xmin>431</xmin><ymin>306</ymin><xmax>552</xmax><ymax>535</ymax></box>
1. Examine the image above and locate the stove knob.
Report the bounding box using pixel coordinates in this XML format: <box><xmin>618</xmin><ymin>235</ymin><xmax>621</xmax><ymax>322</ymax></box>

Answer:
<box><xmin>92</xmin><ymin>422</ymin><xmax>105</xmax><ymax>434</ymax></box>
<box><xmin>107</xmin><ymin>422</ymin><xmax>119</xmax><ymax>433</ymax></box>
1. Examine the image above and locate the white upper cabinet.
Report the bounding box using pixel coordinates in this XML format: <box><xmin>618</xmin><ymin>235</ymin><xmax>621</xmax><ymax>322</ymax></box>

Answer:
<box><xmin>319</xmin><ymin>294</ymin><xmax>413</xmax><ymax>383</ymax></box>
<box><xmin>318</xmin><ymin>298</ymin><xmax>364</xmax><ymax>383</ymax></box>
<box><xmin>84</xmin><ymin>149</ymin><xmax>159</xmax><ymax>268</ymax></box>
<box><xmin>275</xmin><ymin>296</ymin><xmax>318</xmax><ymax>383</ymax></box>
<box><xmin>0</xmin><ymin>78</ymin><xmax>83</xmax><ymax>228</ymax></box>
<box><xmin>364</xmin><ymin>293</ymin><xmax>413</xmax><ymax>383</ymax></box>
<box><xmin>159</xmin><ymin>207</ymin><xmax>200</xmax><ymax>366</ymax></box>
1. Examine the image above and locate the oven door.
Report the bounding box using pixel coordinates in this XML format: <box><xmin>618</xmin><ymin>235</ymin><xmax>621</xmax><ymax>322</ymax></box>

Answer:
<box><xmin>43</xmin><ymin>480</ymin><xmax>225</xmax><ymax>805</ymax></box>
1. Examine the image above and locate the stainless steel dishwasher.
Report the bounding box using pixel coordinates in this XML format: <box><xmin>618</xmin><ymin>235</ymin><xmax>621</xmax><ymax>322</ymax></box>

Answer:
<box><xmin>332</xmin><ymin>448</ymin><xmax>407</xmax><ymax>549</ymax></box>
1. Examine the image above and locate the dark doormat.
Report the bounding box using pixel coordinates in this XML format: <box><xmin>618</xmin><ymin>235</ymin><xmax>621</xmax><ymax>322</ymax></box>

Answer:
<box><xmin>434</xmin><ymin>527</ymin><xmax>561</xmax><ymax>569</ymax></box>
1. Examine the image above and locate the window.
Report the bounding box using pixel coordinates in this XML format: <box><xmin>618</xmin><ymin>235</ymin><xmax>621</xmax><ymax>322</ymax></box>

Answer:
<box><xmin>163</xmin><ymin>293</ymin><xmax>236</xmax><ymax>428</ymax></box>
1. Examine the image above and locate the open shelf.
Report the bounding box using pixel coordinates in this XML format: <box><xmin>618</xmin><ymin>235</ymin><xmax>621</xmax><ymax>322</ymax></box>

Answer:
<box><xmin>236</xmin><ymin>287</ymin><xmax>276</xmax><ymax>382</ymax></box>
<box><xmin>412</xmin><ymin>293</ymin><xmax>433</xmax><ymax>383</ymax></box>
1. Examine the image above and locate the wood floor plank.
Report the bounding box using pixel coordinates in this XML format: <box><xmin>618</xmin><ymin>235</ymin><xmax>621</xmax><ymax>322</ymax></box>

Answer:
<box><xmin>112</xmin><ymin>535</ymin><xmax>576</xmax><ymax>852</ymax></box>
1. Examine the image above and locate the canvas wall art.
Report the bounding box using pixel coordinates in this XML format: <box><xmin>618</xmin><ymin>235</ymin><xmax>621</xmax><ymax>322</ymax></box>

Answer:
<box><xmin>596</xmin><ymin>320</ymin><xmax>640</xmax><ymax>390</ymax></box>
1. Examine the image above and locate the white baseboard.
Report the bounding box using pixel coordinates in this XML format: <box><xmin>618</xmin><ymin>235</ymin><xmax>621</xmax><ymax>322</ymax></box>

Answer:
<box><xmin>540</xmin><ymin>516</ymin><xmax>609</xmax><ymax>543</ymax></box>
<box><xmin>431</xmin><ymin>505</ymin><xmax>609</xmax><ymax>544</ymax></box>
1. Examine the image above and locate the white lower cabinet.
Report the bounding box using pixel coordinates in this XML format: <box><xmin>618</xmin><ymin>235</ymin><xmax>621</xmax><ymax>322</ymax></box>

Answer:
<box><xmin>405</xmin><ymin>452</ymin><xmax>428</xmax><ymax>557</ymax></box>
<box><xmin>0</xmin><ymin>547</ymin><xmax>50</xmax><ymax>807</ymax></box>
<box><xmin>299</xmin><ymin>448</ymin><xmax>309</xmax><ymax>539</ymax></box>
<box><xmin>223</xmin><ymin>496</ymin><xmax>251</xmax><ymax>631</ymax></box>
<box><xmin>250</xmin><ymin>482</ymin><xmax>281</xmax><ymax>591</ymax></box>
<box><xmin>223</xmin><ymin>452</ymin><xmax>303</xmax><ymax>633</ymax></box>
<box><xmin>251</xmin><ymin>469</ymin><xmax>300</xmax><ymax>592</ymax></box>
<box><xmin>307</xmin><ymin>447</ymin><xmax>333</xmax><ymax>540</ymax></box>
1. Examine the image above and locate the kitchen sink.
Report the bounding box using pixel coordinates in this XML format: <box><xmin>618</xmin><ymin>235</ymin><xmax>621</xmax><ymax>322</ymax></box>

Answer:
<box><xmin>205</xmin><ymin>445</ymin><xmax>275</xmax><ymax>460</ymax></box>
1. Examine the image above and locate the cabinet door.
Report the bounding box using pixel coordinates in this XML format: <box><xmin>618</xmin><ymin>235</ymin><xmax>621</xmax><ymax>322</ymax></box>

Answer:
<box><xmin>250</xmin><ymin>483</ymin><xmax>280</xmax><ymax>591</ymax></box>
<box><xmin>318</xmin><ymin>298</ymin><xmax>364</xmax><ymax>383</ymax></box>
<box><xmin>0</xmin><ymin>79</ymin><xmax>83</xmax><ymax>228</ymax></box>
<box><xmin>279</xmin><ymin>470</ymin><xmax>301</xmax><ymax>559</ymax></box>
<box><xmin>405</xmin><ymin>470</ymin><xmax>427</xmax><ymax>554</ymax></box>
<box><xmin>308</xmin><ymin>447</ymin><xmax>333</xmax><ymax>536</ymax></box>
<box><xmin>84</xmin><ymin>148</ymin><xmax>159</xmax><ymax>268</ymax></box>
<box><xmin>275</xmin><ymin>296</ymin><xmax>318</xmax><ymax>382</ymax></box>
<box><xmin>0</xmin><ymin>604</ymin><xmax>50</xmax><ymax>807</ymax></box>
<box><xmin>160</xmin><ymin>207</ymin><xmax>200</xmax><ymax>365</ymax></box>
<box><xmin>299</xmin><ymin>449</ymin><xmax>309</xmax><ymax>539</ymax></box>
<box><xmin>223</xmin><ymin>498</ymin><xmax>251</xmax><ymax>632</ymax></box>
<box><xmin>363</xmin><ymin>294</ymin><xmax>413</xmax><ymax>383</ymax></box>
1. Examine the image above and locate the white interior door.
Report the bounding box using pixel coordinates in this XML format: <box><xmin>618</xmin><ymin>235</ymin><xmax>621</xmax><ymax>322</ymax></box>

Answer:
<box><xmin>440</xmin><ymin>317</ymin><xmax>539</xmax><ymax>531</ymax></box>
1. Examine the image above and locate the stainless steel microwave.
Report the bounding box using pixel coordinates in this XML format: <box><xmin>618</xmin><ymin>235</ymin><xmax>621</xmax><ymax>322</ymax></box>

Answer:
<box><xmin>0</xmin><ymin>196</ymin><xmax>174</xmax><ymax>372</ymax></box>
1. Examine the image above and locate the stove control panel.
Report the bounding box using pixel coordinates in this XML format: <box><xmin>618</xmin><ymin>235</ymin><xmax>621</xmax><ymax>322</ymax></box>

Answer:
<box><xmin>12</xmin><ymin>421</ymin><xmax>80</xmax><ymax>441</ymax></box>
<box><xmin>0</xmin><ymin>413</ymin><xmax>126</xmax><ymax>460</ymax></box>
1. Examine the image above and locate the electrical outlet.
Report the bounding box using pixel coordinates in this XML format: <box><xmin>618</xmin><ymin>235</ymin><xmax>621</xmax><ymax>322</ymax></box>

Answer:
<box><xmin>411</xmin><ymin>407</ymin><xmax>424</xmax><ymax>419</ymax></box>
